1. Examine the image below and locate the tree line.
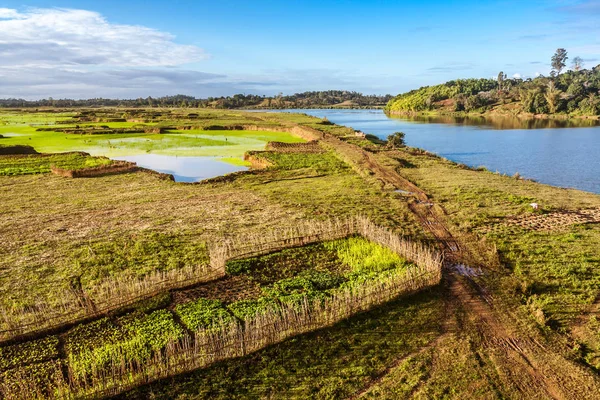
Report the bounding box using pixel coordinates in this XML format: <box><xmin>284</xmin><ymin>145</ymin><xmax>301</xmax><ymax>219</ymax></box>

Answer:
<box><xmin>0</xmin><ymin>91</ymin><xmax>392</xmax><ymax>109</ymax></box>
<box><xmin>386</xmin><ymin>49</ymin><xmax>600</xmax><ymax>116</ymax></box>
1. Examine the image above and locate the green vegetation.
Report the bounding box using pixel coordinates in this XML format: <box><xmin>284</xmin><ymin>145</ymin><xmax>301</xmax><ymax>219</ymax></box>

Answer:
<box><xmin>175</xmin><ymin>298</ymin><xmax>233</xmax><ymax>331</ymax></box>
<box><xmin>0</xmin><ymin>127</ymin><xmax>304</xmax><ymax>159</ymax></box>
<box><xmin>261</xmin><ymin>151</ymin><xmax>349</xmax><ymax>173</ymax></box>
<box><xmin>386</xmin><ymin>78</ymin><xmax>497</xmax><ymax>112</ymax></box>
<box><xmin>3</xmin><ymin>107</ymin><xmax>600</xmax><ymax>399</ymax></box>
<box><xmin>385</xmin><ymin>131</ymin><xmax>406</xmax><ymax>148</ymax></box>
<box><xmin>70</xmin><ymin>231</ymin><xmax>210</xmax><ymax>286</ymax></box>
<box><xmin>66</xmin><ymin>310</ymin><xmax>184</xmax><ymax>381</ymax></box>
<box><xmin>386</xmin><ymin>50</ymin><xmax>600</xmax><ymax>116</ymax></box>
<box><xmin>120</xmin><ymin>290</ymin><xmax>443</xmax><ymax>399</ymax></box>
<box><xmin>386</xmin><ymin>145</ymin><xmax>600</xmax><ymax>371</ymax></box>
<box><xmin>0</xmin><ymin>91</ymin><xmax>392</xmax><ymax>109</ymax></box>
<box><xmin>0</xmin><ymin>152</ymin><xmax>112</xmax><ymax>175</ymax></box>
<box><xmin>325</xmin><ymin>236</ymin><xmax>408</xmax><ymax>275</ymax></box>
<box><xmin>491</xmin><ymin>224</ymin><xmax>600</xmax><ymax>328</ymax></box>
<box><xmin>0</xmin><ymin>360</ymin><xmax>64</xmax><ymax>398</ymax></box>
<box><xmin>0</xmin><ymin>231</ymin><xmax>420</xmax><ymax>398</ymax></box>
<box><xmin>0</xmin><ymin>336</ymin><xmax>59</xmax><ymax>372</ymax></box>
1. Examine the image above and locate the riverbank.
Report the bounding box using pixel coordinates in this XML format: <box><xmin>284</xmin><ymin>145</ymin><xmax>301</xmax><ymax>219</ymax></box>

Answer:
<box><xmin>386</xmin><ymin>109</ymin><xmax>600</xmax><ymax>121</ymax></box>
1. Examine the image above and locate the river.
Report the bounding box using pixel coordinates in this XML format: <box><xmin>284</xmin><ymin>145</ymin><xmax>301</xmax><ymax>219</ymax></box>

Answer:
<box><xmin>283</xmin><ymin>109</ymin><xmax>600</xmax><ymax>194</ymax></box>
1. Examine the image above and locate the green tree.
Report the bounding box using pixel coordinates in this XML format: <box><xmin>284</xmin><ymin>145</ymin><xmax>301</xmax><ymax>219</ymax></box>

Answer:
<box><xmin>551</xmin><ymin>48</ymin><xmax>568</xmax><ymax>76</ymax></box>
<box><xmin>544</xmin><ymin>81</ymin><xmax>562</xmax><ymax>113</ymax></box>
<box><xmin>497</xmin><ymin>71</ymin><xmax>507</xmax><ymax>91</ymax></box>
<box><xmin>387</xmin><ymin>132</ymin><xmax>406</xmax><ymax>148</ymax></box>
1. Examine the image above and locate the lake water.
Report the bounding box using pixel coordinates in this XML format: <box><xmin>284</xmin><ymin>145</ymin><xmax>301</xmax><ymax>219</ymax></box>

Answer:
<box><xmin>113</xmin><ymin>154</ymin><xmax>247</xmax><ymax>183</ymax></box>
<box><xmin>284</xmin><ymin>109</ymin><xmax>600</xmax><ymax>194</ymax></box>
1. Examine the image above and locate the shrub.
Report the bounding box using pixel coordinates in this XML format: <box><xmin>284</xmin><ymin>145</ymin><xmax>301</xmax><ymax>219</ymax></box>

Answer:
<box><xmin>386</xmin><ymin>132</ymin><xmax>406</xmax><ymax>148</ymax></box>
<box><xmin>175</xmin><ymin>298</ymin><xmax>233</xmax><ymax>331</ymax></box>
<box><xmin>227</xmin><ymin>298</ymin><xmax>278</xmax><ymax>320</ymax></box>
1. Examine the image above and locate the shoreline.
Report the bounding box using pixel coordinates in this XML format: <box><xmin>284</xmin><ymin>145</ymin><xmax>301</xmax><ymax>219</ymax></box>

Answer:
<box><xmin>386</xmin><ymin>109</ymin><xmax>600</xmax><ymax>121</ymax></box>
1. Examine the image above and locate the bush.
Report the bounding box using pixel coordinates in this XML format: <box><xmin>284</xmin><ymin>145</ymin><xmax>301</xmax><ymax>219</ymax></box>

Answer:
<box><xmin>175</xmin><ymin>298</ymin><xmax>233</xmax><ymax>331</ymax></box>
<box><xmin>386</xmin><ymin>132</ymin><xmax>406</xmax><ymax>148</ymax></box>
<box><xmin>227</xmin><ymin>298</ymin><xmax>278</xmax><ymax>320</ymax></box>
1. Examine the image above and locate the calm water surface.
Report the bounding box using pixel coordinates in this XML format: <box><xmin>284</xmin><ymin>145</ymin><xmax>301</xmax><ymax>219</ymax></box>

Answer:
<box><xmin>285</xmin><ymin>109</ymin><xmax>600</xmax><ymax>194</ymax></box>
<box><xmin>114</xmin><ymin>154</ymin><xmax>247</xmax><ymax>183</ymax></box>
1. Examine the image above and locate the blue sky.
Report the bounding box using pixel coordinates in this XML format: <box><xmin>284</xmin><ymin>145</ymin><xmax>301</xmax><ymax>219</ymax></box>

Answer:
<box><xmin>1</xmin><ymin>0</ymin><xmax>599</xmax><ymax>99</ymax></box>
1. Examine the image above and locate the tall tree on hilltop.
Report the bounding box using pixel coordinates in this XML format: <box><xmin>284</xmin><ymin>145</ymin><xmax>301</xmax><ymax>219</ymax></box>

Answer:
<box><xmin>497</xmin><ymin>71</ymin><xmax>507</xmax><ymax>91</ymax></box>
<box><xmin>551</xmin><ymin>48</ymin><xmax>568</xmax><ymax>76</ymax></box>
<box><xmin>571</xmin><ymin>56</ymin><xmax>584</xmax><ymax>71</ymax></box>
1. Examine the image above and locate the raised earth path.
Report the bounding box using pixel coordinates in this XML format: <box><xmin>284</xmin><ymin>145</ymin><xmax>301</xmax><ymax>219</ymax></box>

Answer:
<box><xmin>299</xmin><ymin>128</ymin><xmax>600</xmax><ymax>399</ymax></box>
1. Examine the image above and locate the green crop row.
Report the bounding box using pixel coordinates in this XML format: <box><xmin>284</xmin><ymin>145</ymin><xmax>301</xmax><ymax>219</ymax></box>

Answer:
<box><xmin>0</xmin><ymin>336</ymin><xmax>60</xmax><ymax>372</ymax></box>
<box><xmin>0</xmin><ymin>359</ymin><xmax>65</xmax><ymax>398</ymax></box>
<box><xmin>66</xmin><ymin>310</ymin><xmax>183</xmax><ymax>381</ymax></box>
<box><xmin>324</xmin><ymin>236</ymin><xmax>409</xmax><ymax>275</ymax></box>
<box><xmin>177</xmin><ymin>237</ymin><xmax>415</xmax><ymax>330</ymax></box>
<box><xmin>174</xmin><ymin>298</ymin><xmax>234</xmax><ymax>331</ymax></box>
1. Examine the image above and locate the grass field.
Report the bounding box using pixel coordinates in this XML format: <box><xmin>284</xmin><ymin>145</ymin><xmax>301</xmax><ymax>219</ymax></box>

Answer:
<box><xmin>0</xmin><ymin>127</ymin><xmax>305</xmax><ymax>158</ymax></box>
<box><xmin>2</xmin><ymin>108</ymin><xmax>600</xmax><ymax>399</ymax></box>
<box><xmin>0</xmin><ymin>153</ymin><xmax>113</xmax><ymax>175</ymax></box>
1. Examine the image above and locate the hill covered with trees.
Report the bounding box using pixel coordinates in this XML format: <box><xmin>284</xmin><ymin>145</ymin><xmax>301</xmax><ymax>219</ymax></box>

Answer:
<box><xmin>0</xmin><ymin>91</ymin><xmax>391</xmax><ymax>110</ymax></box>
<box><xmin>386</xmin><ymin>49</ymin><xmax>600</xmax><ymax>117</ymax></box>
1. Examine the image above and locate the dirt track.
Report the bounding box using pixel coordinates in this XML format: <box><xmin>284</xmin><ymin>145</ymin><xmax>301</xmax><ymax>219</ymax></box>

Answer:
<box><xmin>316</xmin><ymin>133</ymin><xmax>600</xmax><ymax>399</ymax></box>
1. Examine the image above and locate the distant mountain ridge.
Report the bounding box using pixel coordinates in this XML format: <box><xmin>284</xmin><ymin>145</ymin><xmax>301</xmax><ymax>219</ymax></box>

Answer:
<box><xmin>0</xmin><ymin>91</ymin><xmax>392</xmax><ymax>109</ymax></box>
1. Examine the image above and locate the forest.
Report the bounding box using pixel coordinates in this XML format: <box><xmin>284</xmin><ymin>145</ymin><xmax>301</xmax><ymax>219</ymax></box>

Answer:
<box><xmin>386</xmin><ymin>50</ymin><xmax>600</xmax><ymax>116</ymax></box>
<box><xmin>0</xmin><ymin>91</ymin><xmax>392</xmax><ymax>109</ymax></box>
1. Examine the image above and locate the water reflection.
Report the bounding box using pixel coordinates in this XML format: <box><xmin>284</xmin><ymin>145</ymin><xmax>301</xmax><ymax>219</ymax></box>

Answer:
<box><xmin>113</xmin><ymin>154</ymin><xmax>248</xmax><ymax>183</ymax></box>
<box><xmin>281</xmin><ymin>109</ymin><xmax>600</xmax><ymax>194</ymax></box>
<box><xmin>391</xmin><ymin>114</ymin><xmax>600</xmax><ymax>130</ymax></box>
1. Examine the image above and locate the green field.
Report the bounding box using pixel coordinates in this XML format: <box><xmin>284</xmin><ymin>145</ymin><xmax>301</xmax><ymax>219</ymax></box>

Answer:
<box><xmin>0</xmin><ymin>127</ymin><xmax>305</xmax><ymax>158</ymax></box>
<box><xmin>0</xmin><ymin>152</ymin><xmax>113</xmax><ymax>175</ymax></box>
<box><xmin>0</xmin><ymin>110</ymin><xmax>306</xmax><ymax>163</ymax></box>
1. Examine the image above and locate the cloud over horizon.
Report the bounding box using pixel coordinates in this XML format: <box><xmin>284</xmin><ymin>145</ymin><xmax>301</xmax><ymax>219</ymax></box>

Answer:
<box><xmin>0</xmin><ymin>7</ymin><xmax>235</xmax><ymax>99</ymax></box>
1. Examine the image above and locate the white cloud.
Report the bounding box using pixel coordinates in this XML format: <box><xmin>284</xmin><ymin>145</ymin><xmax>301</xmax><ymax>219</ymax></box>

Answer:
<box><xmin>512</xmin><ymin>73</ymin><xmax>521</xmax><ymax>78</ymax></box>
<box><xmin>0</xmin><ymin>8</ymin><xmax>207</xmax><ymax>68</ymax></box>
<box><xmin>0</xmin><ymin>8</ymin><xmax>395</xmax><ymax>99</ymax></box>
<box><xmin>0</xmin><ymin>8</ymin><xmax>224</xmax><ymax>98</ymax></box>
<box><xmin>534</xmin><ymin>72</ymin><xmax>541</xmax><ymax>77</ymax></box>
<box><xmin>0</xmin><ymin>8</ymin><xmax>21</xmax><ymax>19</ymax></box>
